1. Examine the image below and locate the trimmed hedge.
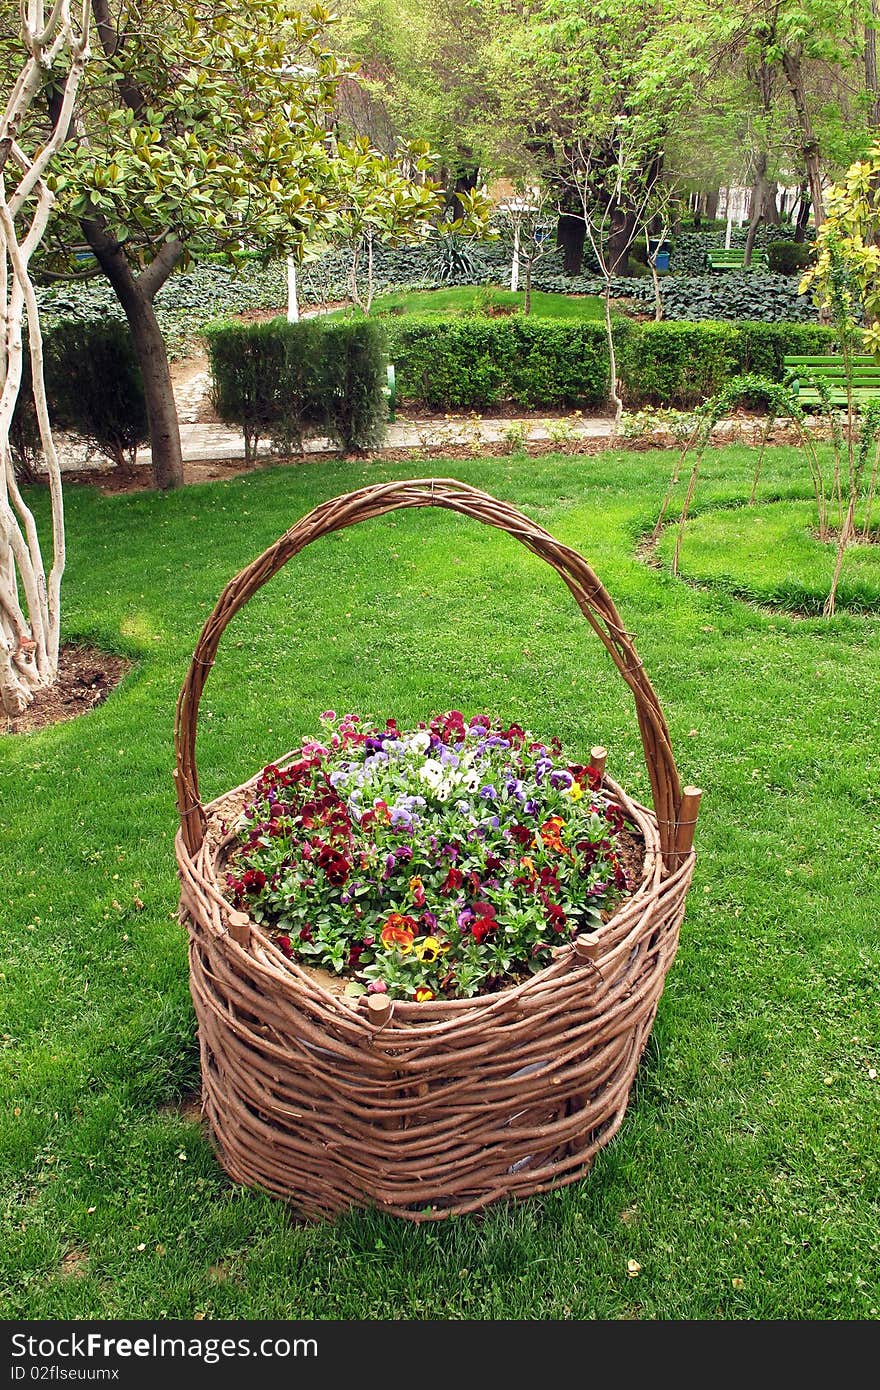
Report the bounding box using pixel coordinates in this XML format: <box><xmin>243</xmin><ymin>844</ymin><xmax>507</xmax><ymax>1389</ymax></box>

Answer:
<box><xmin>45</xmin><ymin>319</ymin><xmax>149</xmax><ymax>467</ymax></box>
<box><xmin>204</xmin><ymin>316</ymin><xmax>387</xmax><ymax>455</ymax></box>
<box><xmin>12</xmin><ymin>318</ymin><xmax>148</xmax><ymax>471</ymax></box>
<box><xmin>617</xmin><ymin>322</ymin><xmax>738</xmax><ymax>408</ymax></box>
<box><xmin>322</xmin><ymin>318</ymin><xmax>388</xmax><ymax>452</ymax></box>
<box><xmin>9</xmin><ymin>349</ymin><xmax>41</xmax><ymax>482</ymax></box>
<box><xmin>617</xmin><ymin>320</ymin><xmax>837</xmax><ymax>407</ymax></box>
<box><xmin>383</xmin><ymin>316</ymin><xmax>614</xmax><ymax>410</ymax></box>
<box><xmin>766</xmin><ymin>239</ymin><xmax>814</xmax><ymax>275</ymax></box>
<box><xmin>384</xmin><ymin>314</ymin><xmax>838</xmax><ymax>410</ymax></box>
<box><xmin>203</xmin><ymin>310</ymin><xmax>840</xmax><ymax>418</ymax></box>
<box><xmin>729</xmin><ymin>321</ymin><xmax>836</xmax><ymax>376</ymax></box>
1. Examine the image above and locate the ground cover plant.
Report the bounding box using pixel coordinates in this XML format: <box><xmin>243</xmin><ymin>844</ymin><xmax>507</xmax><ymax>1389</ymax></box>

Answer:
<box><xmin>1</xmin><ymin>449</ymin><xmax>878</xmax><ymax>1319</ymax></box>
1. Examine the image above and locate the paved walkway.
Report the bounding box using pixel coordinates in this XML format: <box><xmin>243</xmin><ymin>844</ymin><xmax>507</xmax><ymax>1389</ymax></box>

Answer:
<box><xmin>173</xmin><ymin>414</ymin><xmax>616</xmax><ymax>463</ymax></box>
<box><xmin>50</xmin><ymin>359</ymin><xmax>791</xmax><ymax>474</ymax></box>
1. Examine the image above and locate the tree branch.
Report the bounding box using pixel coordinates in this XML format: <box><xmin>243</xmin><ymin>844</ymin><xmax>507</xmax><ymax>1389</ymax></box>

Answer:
<box><xmin>137</xmin><ymin>234</ymin><xmax>185</xmax><ymax>299</ymax></box>
<box><xmin>90</xmin><ymin>0</ymin><xmax>148</xmax><ymax>117</ymax></box>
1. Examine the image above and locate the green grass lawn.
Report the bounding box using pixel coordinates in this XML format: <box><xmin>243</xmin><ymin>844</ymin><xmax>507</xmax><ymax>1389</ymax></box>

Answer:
<box><xmin>335</xmin><ymin>285</ymin><xmax>605</xmax><ymax>320</ymax></box>
<box><xmin>2</xmin><ymin>446</ymin><xmax>879</xmax><ymax>1320</ymax></box>
<box><xmin>657</xmin><ymin>498</ymin><xmax>880</xmax><ymax>614</ymax></box>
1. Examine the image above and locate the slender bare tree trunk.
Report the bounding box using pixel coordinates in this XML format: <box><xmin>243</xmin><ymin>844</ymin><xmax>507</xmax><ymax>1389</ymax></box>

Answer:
<box><xmin>1</xmin><ymin>1</ymin><xmax>91</xmax><ymax>714</ymax></box>
<box><xmin>604</xmin><ymin>286</ymin><xmax>622</xmax><ymax>431</ymax></box>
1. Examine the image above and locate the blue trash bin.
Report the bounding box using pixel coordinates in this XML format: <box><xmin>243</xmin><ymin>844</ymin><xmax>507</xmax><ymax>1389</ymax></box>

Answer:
<box><xmin>649</xmin><ymin>238</ymin><xmax>671</xmax><ymax>271</ymax></box>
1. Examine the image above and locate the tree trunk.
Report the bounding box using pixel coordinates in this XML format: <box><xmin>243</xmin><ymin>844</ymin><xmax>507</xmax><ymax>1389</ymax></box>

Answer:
<box><xmin>81</xmin><ymin>218</ymin><xmax>184</xmax><ymax>489</ymax></box>
<box><xmin>705</xmin><ymin>189</ymin><xmax>719</xmax><ymax>222</ymax></box>
<box><xmin>867</xmin><ymin>0</ymin><xmax>880</xmax><ymax>127</ymax></box>
<box><xmin>556</xmin><ymin>213</ymin><xmax>586</xmax><ymax>275</ymax></box>
<box><xmin>607</xmin><ymin>208</ymin><xmax>637</xmax><ymax>275</ymax></box>
<box><xmin>743</xmin><ymin>152</ymin><xmax>771</xmax><ymax>267</ymax></box>
<box><xmin>524</xmin><ymin>259</ymin><xmax>532</xmax><ymax>316</ymax></box>
<box><xmin>794</xmin><ymin>184</ymin><xmax>811</xmax><ymax>242</ymax></box>
<box><xmin>447</xmin><ymin>167</ymin><xmax>479</xmax><ymax>221</ymax></box>
<box><xmin>781</xmin><ymin>49</ymin><xmax>825</xmax><ymax>228</ymax></box>
<box><xmin>125</xmin><ymin>296</ymin><xmax>184</xmax><ymax>490</ymax></box>
<box><xmin>603</xmin><ymin>285</ymin><xmax>622</xmax><ymax>433</ymax></box>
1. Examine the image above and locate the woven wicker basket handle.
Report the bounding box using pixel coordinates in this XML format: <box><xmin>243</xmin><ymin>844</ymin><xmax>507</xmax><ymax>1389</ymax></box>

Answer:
<box><xmin>174</xmin><ymin>477</ymin><xmax>691</xmax><ymax>866</ymax></box>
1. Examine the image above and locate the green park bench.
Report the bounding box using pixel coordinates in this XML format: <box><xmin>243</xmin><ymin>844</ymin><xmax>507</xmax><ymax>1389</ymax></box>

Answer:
<box><xmin>705</xmin><ymin>247</ymin><xmax>768</xmax><ymax>271</ymax></box>
<box><xmin>783</xmin><ymin>354</ymin><xmax>880</xmax><ymax>410</ymax></box>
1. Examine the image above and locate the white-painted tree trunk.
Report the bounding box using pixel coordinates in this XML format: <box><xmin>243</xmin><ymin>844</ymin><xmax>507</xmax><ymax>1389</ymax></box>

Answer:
<box><xmin>0</xmin><ymin>1</ymin><xmax>90</xmax><ymax>715</ymax></box>
<box><xmin>286</xmin><ymin>256</ymin><xmax>299</xmax><ymax>322</ymax></box>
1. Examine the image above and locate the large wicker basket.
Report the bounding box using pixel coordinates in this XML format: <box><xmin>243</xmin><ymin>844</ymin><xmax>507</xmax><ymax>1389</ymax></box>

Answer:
<box><xmin>174</xmin><ymin>478</ymin><xmax>701</xmax><ymax>1222</ymax></box>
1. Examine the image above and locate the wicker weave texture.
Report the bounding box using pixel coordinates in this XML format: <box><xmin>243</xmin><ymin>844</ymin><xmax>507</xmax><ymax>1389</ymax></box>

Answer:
<box><xmin>174</xmin><ymin>479</ymin><xmax>699</xmax><ymax>1221</ymax></box>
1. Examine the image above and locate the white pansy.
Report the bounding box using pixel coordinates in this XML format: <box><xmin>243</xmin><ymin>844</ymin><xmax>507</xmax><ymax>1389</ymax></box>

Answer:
<box><xmin>418</xmin><ymin>759</ymin><xmax>444</xmax><ymax>786</ymax></box>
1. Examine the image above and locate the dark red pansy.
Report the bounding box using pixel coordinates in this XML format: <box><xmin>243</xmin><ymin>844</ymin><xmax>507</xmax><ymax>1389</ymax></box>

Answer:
<box><xmin>546</xmin><ymin>902</ymin><xmax>567</xmax><ymax>933</ymax></box>
<box><xmin>276</xmin><ymin>934</ymin><xmax>293</xmax><ymax>959</ymax></box>
<box><xmin>440</xmin><ymin>866</ymin><xmax>464</xmax><ymax>894</ymax></box>
<box><xmin>317</xmin><ymin>845</ymin><xmax>350</xmax><ymax>885</ymax></box>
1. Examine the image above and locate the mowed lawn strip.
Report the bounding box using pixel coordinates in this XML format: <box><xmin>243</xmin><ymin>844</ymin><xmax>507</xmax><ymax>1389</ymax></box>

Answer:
<box><xmin>332</xmin><ymin>285</ymin><xmax>606</xmax><ymax>320</ymax></box>
<box><xmin>1</xmin><ymin>445</ymin><xmax>878</xmax><ymax>1319</ymax></box>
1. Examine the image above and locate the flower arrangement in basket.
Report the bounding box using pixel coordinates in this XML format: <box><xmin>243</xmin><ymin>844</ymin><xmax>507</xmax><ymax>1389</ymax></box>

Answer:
<box><xmin>224</xmin><ymin>711</ymin><xmax>642</xmax><ymax>1005</ymax></box>
<box><xmin>174</xmin><ymin>479</ymin><xmax>701</xmax><ymax>1222</ymax></box>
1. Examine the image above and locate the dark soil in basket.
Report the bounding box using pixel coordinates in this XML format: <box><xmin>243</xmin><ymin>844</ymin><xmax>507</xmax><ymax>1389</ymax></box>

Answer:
<box><xmin>2</xmin><ymin>644</ymin><xmax>131</xmax><ymax>735</ymax></box>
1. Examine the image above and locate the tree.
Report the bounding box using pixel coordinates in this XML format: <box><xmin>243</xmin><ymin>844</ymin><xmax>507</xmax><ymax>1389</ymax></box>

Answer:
<box><xmin>26</xmin><ymin>1</ymin><xmax>348</xmax><ymax>488</ymax></box>
<box><xmin>703</xmin><ymin>0</ymin><xmax>878</xmax><ymax>231</ymax></box>
<box><xmin>482</xmin><ymin>0</ymin><xmax>703</xmax><ymax>277</ymax></box>
<box><xmin>1</xmin><ymin>0</ymin><xmax>90</xmax><ymax>715</ymax></box>
<box><xmin>563</xmin><ymin>126</ymin><xmax>667</xmax><ymax>426</ymax></box>
<box><xmin>336</xmin><ymin>0</ymin><xmax>493</xmax><ymax>210</ymax></box>
<box><xmin>23</xmin><ymin>1</ymin><xmax>485</xmax><ymax>489</ymax></box>
<box><xmin>495</xmin><ymin>183</ymin><xmax>552</xmax><ymax>315</ymax></box>
<box><xmin>325</xmin><ymin>136</ymin><xmax>491</xmax><ymax>314</ymax></box>
<box><xmin>799</xmin><ymin>152</ymin><xmax>880</xmax><ymax>610</ymax></box>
